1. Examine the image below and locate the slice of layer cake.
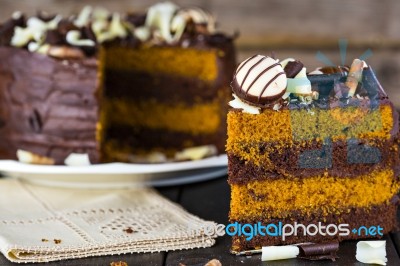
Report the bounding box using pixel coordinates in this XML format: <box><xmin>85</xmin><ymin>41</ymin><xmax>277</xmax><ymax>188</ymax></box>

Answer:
<box><xmin>227</xmin><ymin>55</ymin><xmax>400</xmax><ymax>253</ymax></box>
<box><xmin>0</xmin><ymin>2</ymin><xmax>235</xmax><ymax>164</ymax></box>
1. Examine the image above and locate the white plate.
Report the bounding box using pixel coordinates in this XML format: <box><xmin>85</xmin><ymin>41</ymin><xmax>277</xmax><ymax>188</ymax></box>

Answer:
<box><xmin>0</xmin><ymin>155</ymin><xmax>228</xmax><ymax>188</ymax></box>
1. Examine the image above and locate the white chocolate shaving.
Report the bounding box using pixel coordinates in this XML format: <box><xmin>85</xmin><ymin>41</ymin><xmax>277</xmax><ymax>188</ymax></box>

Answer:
<box><xmin>91</xmin><ymin>19</ymin><xmax>108</xmax><ymax>37</ymax></box>
<box><xmin>170</xmin><ymin>15</ymin><xmax>186</xmax><ymax>41</ymax></box>
<box><xmin>286</xmin><ymin>68</ymin><xmax>312</xmax><ymax>95</ymax></box>
<box><xmin>229</xmin><ymin>94</ymin><xmax>261</xmax><ymax>114</ymax></box>
<box><xmin>356</xmin><ymin>241</ymin><xmax>387</xmax><ymax>265</ymax></box>
<box><xmin>174</xmin><ymin>145</ymin><xmax>217</xmax><ymax>161</ymax></box>
<box><xmin>74</xmin><ymin>6</ymin><xmax>92</xmax><ymax>27</ymax></box>
<box><xmin>64</xmin><ymin>153</ymin><xmax>91</xmax><ymax>166</ymax></box>
<box><xmin>261</xmin><ymin>245</ymin><xmax>299</xmax><ymax>261</ymax></box>
<box><xmin>96</xmin><ymin>13</ymin><xmax>128</xmax><ymax>43</ymax></box>
<box><xmin>92</xmin><ymin>7</ymin><xmax>110</xmax><ymax>21</ymax></box>
<box><xmin>145</xmin><ymin>2</ymin><xmax>181</xmax><ymax>44</ymax></box>
<box><xmin>134</xmin><ymin>26</ymin><xmax>151</xmax><ymax>42</ymax></box>
<box><xmin>109</xmin><ymin>13</ymin><xmax>127</xmax><ymax>38</ymax></box>
<box><xmin>174</xmin><ymin>8</ymin><xmax>216</xmax><ymax>33</ymax></box>
<box><xmin>11</xmin><ymin>15</ymin><xmax>61</xmax><ymax>47</ymax></box>
<box><xmin>11</xmin><ymin>26</ymin><xmax>33</xmax><ymax>47</ymax></box>
<box><xmin>66</xmin><ymin>30</ymin><xmax>95</xmax><ymax>46</ymax></box>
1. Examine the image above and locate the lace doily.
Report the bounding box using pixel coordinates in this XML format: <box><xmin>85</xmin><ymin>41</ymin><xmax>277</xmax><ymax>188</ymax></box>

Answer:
<box><xmin>0</xmin><ymin>179</ymin><xmax>216</xmax><ymax>263</ymax></box>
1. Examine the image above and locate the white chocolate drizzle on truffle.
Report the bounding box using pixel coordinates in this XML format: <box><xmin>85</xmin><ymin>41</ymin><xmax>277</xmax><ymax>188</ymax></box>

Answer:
<box><xmin>231</xmin><ymin>55</ymin><xmax>287</xmax><ymax>106</ymax></box>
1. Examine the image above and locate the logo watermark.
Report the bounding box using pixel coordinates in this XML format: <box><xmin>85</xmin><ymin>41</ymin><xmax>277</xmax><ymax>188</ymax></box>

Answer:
<box><xmin>189</xmin><ymin>222</ymin><xmax>383</xmax><ymax>241</ymax></box>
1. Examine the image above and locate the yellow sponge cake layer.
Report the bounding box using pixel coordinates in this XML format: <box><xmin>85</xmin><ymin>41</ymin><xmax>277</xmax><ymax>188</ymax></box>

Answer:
<box><xmin>104</xmin><ymin>46</ymin><xmax>219</xmax><ymax>82</ymax></box>
<box><xmin>230</xmin><ymin>168</ymin><xmax>399</xmax><ymax>221</ymax></box>
<box><xmin>102</xmin><ymin>98</ymin><xmax>221</xmax><ymax>134</ymax></box>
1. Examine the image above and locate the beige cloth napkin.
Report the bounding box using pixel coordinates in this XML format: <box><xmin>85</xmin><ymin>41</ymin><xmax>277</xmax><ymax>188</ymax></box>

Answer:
<box><xmin>0</xmin><ymin>178</ymin><xmax>216</xmax><ymax>263</ymax></box>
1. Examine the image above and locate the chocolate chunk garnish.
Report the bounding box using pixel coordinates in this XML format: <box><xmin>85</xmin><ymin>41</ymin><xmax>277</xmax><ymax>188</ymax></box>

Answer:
<box><xmin>57</xmin><ymin>20</ymin><xmax>79</xmax><ymax>35</ymax></box>
<box><xmin>298</xmin><ymin>242</ymin><xmax>339</xmax><ymax>261</ymax></box>
<box><xmin>126</xmin><ymin>13</ymin><xmax>146</xmax><ymax>27</ymax></box>
<box><xmin>36</xmin><ymin>11</ymin><xmax>56</xmax><ymax>22</ymax></box>
<box><xmin>318</xmin><ymin>66</ymin><xmax>349</xmax><ymax>75</ymax></box>
<box><xmin>284</xmin><ymin>60</ymin><xmax>304</xmax><ymax>78</ymax></box>
<box><xmin>45</xmin><ymin>30</ymin><xmax>65</xmax><ymax>45</ymax></box>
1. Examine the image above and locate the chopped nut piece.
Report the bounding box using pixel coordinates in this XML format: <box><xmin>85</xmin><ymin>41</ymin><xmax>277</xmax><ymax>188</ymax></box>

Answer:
<box><xmin>54</xmin><ymin>239</ymin><xmax>62</xmax><ymax>244</ymax></box>
<box><xmin>17</xmin><ymin>150</ymin><xmax>55</xmax><ymax>165</ymax></box>
<box><xmin>110</xmin><ymin>261</ymin><xmax>128</xmax><ymax>266</ymax></box>
<box><xmin>41</xmin><ymin>238</ymin><xmax>48</xmax><ymax>242</ymax></box>
<box><xmin>47</xmin><ymin>45</ymin><xmax>85</xmax><ymax>59</ymax></box>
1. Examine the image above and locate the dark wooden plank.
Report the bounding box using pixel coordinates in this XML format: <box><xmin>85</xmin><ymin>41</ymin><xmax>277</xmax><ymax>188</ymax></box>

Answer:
<box><xmin>0</xmin><ymin>252</ymin><xmax>164</xmax><ymax>266</ymax></box>
<box><xmin>390</xmin><ymin>208</ymin><xmax>400</xmax><ymax>256</ymax></box>
<box><xmin>156</xmin><ymin>185</ymin><xmax>181</xmax><ymax>202</ymax></box>
<box><xmin>165</xmin><ymin>176</ymin><xmax>400</xmax><ymax>266</ymax></box>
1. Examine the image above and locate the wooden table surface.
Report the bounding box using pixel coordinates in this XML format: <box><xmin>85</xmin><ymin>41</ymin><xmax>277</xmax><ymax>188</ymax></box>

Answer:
<box><xmin>0</xmin><ymin>175</ymin><xmax>399</xmax><ymax>266</ymax></box>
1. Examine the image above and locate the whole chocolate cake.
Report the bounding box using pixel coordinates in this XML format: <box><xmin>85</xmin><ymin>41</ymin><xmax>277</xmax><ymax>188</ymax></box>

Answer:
<box><xmin>227</xmin><ymin>55</ymin><xmax>400</xmax><ymax>253</ymax></box>
<box><xmin>0</xmin><ymin>2</ymin><xmax>236</xmax><ymax>164</ymax></box>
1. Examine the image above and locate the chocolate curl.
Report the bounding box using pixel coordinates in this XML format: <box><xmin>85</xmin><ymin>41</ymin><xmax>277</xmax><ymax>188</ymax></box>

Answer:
<box><xmin>298</xmin><ymin>242</ymin><xmax>339</xmax><ymax>261</ymax></box>
<box><xmin>346</xmin><ymin>59</ymin><xmax>365</xmax><ymax>97</ymax></box>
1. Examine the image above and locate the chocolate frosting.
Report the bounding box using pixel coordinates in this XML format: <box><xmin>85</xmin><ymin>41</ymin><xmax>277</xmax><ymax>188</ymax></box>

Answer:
<box><xmin>0</xmin><ymin>47</ymin><xmax>100</xmax><ymax>164</ymax></box>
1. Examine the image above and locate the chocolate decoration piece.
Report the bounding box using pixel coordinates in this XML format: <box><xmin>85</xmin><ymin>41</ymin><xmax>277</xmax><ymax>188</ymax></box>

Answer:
<box><xmin>45</xmin><ymin>30</ymin><xmax>65</xmax><ymax>45</ymax></box>
<box><xmin>297</xmin><ymin>242</ymin><xmax>339</xmax><ymax>261</ymax></box>
<box><xmin>284</xmin><ymin>60</ymin><xmax>304</xmax><ymax>78</ymax></box>
<box><xmin>318</xmin><ymin>66</ymin><xmax>349</xmax><ymax>75</ymax></box>
<box><xmin>231</xmin><ymin>55</ymin><xmax>287</xmax><ymax>106</ymax></box>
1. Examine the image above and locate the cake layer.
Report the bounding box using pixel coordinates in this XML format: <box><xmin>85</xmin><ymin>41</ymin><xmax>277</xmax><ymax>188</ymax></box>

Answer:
<box><xmin>0</xmin><ymin>47</ymin><xmax>101</xmax><ymax>164</ymax></box>
<box><xmin>104</xmin><ymin>70</ymin><xmax>226</xmax><ymax>103</ymax></box>
<box><xmin>104</xmin><ymin>46</ymin><xmax>220</xmax><ymax>81</ymax></box>
<box><xmin>229</xmin><ymin>168</ymin><xmax>399</xmax><ymax>221</ymax></box>
<box><xmin>102</xmin><ymin>98</ymin><xmax>223</xmax><ymax>134</ymax></box>
<box><xmin>100</xmin><ymin>43</ymin><xmax>234</xmax><ymax>161</ymax></box>
<box><xmin>227</xmin><ymin>138</ymin><xmax>399</xmax><ymax>183</ymax></box>
<box><xmin>230</xmin><ymin>202</ymin><xmax>398</xmax><ymax>252</ymax></box>
<box><xmin>102</xmin><ymin>125</ymin><xmax>226</xmax><ymax>161</ymax></box>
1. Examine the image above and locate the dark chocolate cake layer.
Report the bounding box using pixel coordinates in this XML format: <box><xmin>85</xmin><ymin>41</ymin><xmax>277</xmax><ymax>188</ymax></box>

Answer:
<box><xmin>230</xmin><ymin>202</ymin><xmax>398</xmax><ymax>252</ymax></box>
<box><xmin>0</xmin><ymin>47</ymin><xmax>100</xmax><ymax>164</ymax></box>
<box><xmin>227</xmin><ymin>138</ymin><xmax>400</xmax><ymax>184</ymax></box>
<box><xmin>104</xmin><ymin>70</ymin><xmax>229</xmax><ymax>104</ymax></box>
